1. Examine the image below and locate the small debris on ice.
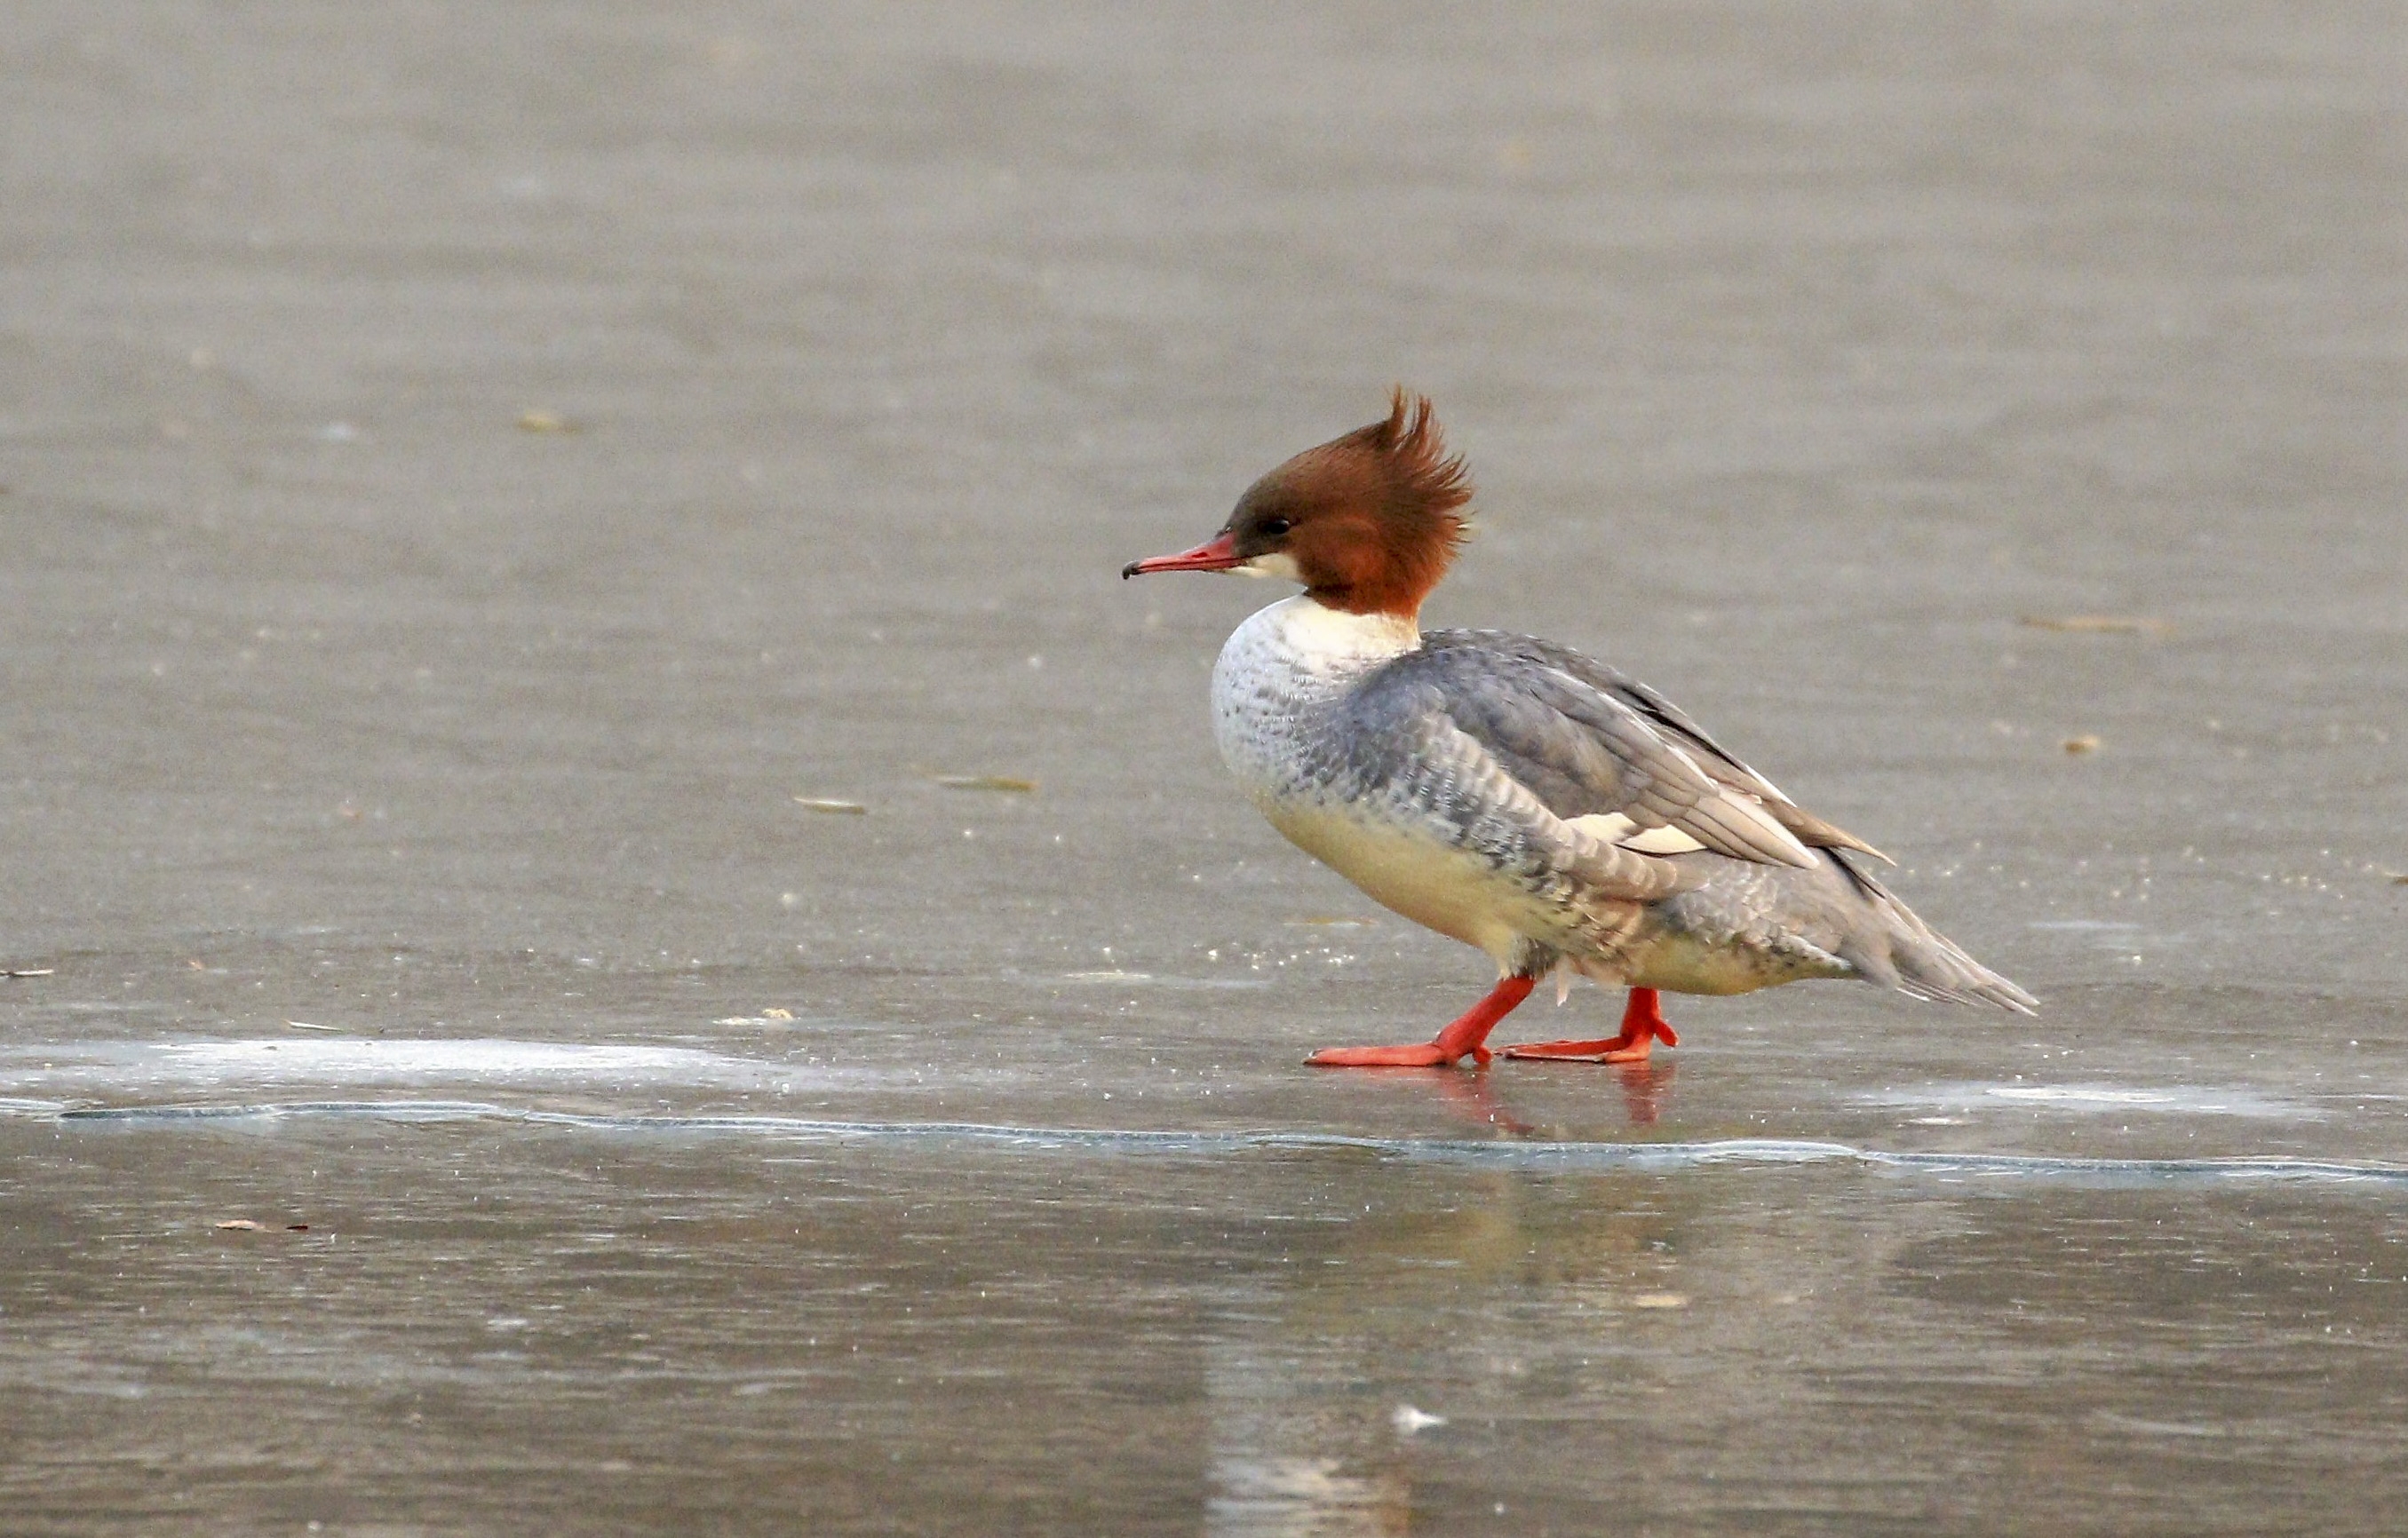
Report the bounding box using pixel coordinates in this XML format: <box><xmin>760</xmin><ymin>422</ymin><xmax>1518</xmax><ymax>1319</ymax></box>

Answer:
<box><xmin>2020</xmin><ymin>614</ymin><xmax>2169</xmax><ymax>635</ymax></box>
<box><xmin>932</xmin><ymin>774</ymin><xmax>1037</xmax><ymax>793</ymax></box>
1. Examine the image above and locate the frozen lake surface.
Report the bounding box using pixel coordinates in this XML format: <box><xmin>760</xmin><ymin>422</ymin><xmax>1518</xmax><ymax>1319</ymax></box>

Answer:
<box><xmin>4</xmin><ymin>2</ymin><xmax>2404</xmax><ymax>1533</ymax></box>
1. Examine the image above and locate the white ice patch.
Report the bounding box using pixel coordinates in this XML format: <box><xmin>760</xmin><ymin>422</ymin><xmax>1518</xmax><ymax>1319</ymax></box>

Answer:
<box><xmin>1862</xmin><ymin>1082</ymin><xmax>2309</xmax><ymax>1119</ymax></box>
<box><xmin>0</xmin><ymin>1038</ymin><xmax>832</xmax><ymax>1095</ymax></box>
<box><xmin>1053</xmin><ymin>971</ymin><xmax>1269</xmax><ymax>990</ymax></box>
<box><xmin>1986</xmin><ymin>1086</ymin><xmax>2176</xmax><ymax>1106</ymax></box>
<box><xmin>2027</xmin><ymin>918</ymin><xmax>2189</xmax><ymax>953</ymax></box>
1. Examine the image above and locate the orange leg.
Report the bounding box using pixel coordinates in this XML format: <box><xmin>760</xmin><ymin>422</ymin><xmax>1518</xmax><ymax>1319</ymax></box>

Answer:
<box><xmin>1307</xmin><ymin>975</ymin><xmax>1536</xmax><ymax>1069</ymax></box>
<box><xmin>1503</xmin><ymin>987</ymin><xmax>1680</xmax><ymax>1065</ymax></box>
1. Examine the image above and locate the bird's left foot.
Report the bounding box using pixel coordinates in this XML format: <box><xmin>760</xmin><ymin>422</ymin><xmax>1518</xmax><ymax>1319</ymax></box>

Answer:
<box><xmin>1504</xmin><ymin>987</ymin><xmax>1678</xmax><ymax>1064</ymax></box>
<box><xmin>1307</xmin><ymin>975</ymin><xmax>1535</xmax><ymax>1069</ymax></box>
<box><xmin>1307</xmin><ymin>1041</ymin><xmax>1486</xmax><ymax>1068</ymax></box>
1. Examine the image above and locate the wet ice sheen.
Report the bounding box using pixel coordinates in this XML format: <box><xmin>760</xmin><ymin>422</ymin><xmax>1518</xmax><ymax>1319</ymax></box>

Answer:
<box><xmin>6</xmin><ymin>0</ymin><xmax>2405</xmax><ymax>1530</ymax></box>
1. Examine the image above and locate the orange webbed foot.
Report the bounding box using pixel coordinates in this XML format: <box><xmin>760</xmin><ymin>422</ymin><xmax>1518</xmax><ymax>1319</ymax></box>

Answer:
<box><xmin>1503</xmin><ymin>987</ymin><xmax>1678</xmax><ymax>1065</ymax></box>
<box><xmin>1307</xmin><ymin>975</ymin><xmax>1534</xmax><ymax>1070</ymax></box>
<box><xmin>1307</xmin><ymin>1042</ymin><xmax>1490</xmax><ymax>1069</ymax></box>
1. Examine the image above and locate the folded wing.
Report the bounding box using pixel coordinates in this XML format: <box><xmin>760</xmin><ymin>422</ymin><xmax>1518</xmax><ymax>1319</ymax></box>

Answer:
<box><xmin>1347</xmin><ymin>632</ymin><xmax>1884</xmax><ymax>902</ymax></box>
<box><xmin>1501</xmin><ymin>633</ymin><xmax>1890</xmax><ymax>861</ymax></box>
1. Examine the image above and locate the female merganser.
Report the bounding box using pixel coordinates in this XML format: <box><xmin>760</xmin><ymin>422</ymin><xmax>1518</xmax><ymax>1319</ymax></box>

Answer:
<box><xmin>1123</xmin><ymin>391</ymin><xmax>2034</xmax><ymax>1068</ymax></box>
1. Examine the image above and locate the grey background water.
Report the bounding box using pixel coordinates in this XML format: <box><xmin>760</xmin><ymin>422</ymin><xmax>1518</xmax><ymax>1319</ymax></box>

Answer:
<box><xmin>4</xmin><ymin>3</ymin><xmax>2404</xmax><ymax>1533</ymax></box>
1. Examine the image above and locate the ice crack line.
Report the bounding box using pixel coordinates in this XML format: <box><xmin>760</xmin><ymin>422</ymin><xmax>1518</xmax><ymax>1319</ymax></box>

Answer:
<box><xmin>11</xmin><ymin>1098</ymin><xmax>2406</xmax><ymax>1187</ymax></box>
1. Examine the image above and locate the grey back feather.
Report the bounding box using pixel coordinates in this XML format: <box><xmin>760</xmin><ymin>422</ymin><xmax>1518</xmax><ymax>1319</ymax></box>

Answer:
<box><xmin>1348</xmin><ymin>633</ymin><xmax>1824</xmax><ymax>870</ymax></box>
<box><xmin>1414</xmin><ymin>630</ymin><xmax>1889</xmax><ymax>861</ymax></box>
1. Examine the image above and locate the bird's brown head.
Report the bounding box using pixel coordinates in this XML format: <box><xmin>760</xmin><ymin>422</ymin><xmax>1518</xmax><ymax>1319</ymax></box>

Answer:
<box><xmin>1121</xmin><ymin>389</ymin><xmax>1474</xmax><ymax>620</ymax></box>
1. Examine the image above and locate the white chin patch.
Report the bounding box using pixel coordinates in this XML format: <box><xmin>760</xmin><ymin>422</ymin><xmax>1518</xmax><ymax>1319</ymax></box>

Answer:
<box><xmin>1240</xmin><ymin>551</ymin><xmax>1304</xmax><ymax>583</ymax></box>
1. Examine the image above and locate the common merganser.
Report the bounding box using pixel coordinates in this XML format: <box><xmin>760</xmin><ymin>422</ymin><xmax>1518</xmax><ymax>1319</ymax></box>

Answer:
<box><xmin>1123</xmin><ymin>391</ymin><xmax>2035</xmax><ymax>1068</ymax></box>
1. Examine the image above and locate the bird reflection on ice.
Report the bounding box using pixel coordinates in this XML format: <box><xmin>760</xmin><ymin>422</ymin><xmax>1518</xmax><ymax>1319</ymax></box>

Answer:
<box><xmin>1206</xmin><ymin>1341</ymin><xmax>1411</xmax><ymax>1537</ymax></box>
<box><xmin>1207</xmin><ymin>1453</ymin><xmax>1404</xmax><ymax>1538</ymax></box>
<box><xmin>1198</xmin><ymin>1166</ymin><xmax>1700</xmax><ymax>1537</ymax></box>
<box><xmin>1425</xmin><ymin>1060</ymin><xmax>1678</xmax><ymax>1132</ymax></box>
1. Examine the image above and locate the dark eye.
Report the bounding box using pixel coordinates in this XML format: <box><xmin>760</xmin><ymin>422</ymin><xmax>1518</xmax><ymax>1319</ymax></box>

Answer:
<box><xmin>1260</xmin><ymin>517</ymin><xmax>1292</xmax><ymax>538</ymax></box>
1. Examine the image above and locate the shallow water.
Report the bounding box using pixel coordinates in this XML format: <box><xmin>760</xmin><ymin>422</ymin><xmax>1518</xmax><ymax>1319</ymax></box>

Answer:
<box><xmin>4</xmin><ymin>1</ymin><xmax>2405</xmax><ymax>1533</ymax></box>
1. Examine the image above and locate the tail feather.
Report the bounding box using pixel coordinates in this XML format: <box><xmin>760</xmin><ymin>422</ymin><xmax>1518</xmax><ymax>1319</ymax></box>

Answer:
<box><xmin>1829</xmin><ymin>850</ymin><xmax>2038</xmax><ymax>1014</ymax></box>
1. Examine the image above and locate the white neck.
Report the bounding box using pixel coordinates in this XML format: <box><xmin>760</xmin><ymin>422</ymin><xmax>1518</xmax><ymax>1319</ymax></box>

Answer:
<box><xmin>1212</xmin><ymin>596</ymin><xmax>1423</xmax><ymax>798</ymax></box>
<box><xmin>1246</xmin><ymin>593</ymin><xmax>1421</xmax><ymax>667</ymax></box>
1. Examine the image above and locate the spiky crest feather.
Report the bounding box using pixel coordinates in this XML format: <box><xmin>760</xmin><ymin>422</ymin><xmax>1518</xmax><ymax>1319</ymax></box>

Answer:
<box><xmin>1277</xmin><ymin>387</ymin><xmax>1474</xmax><ymax>616</ymax></box>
